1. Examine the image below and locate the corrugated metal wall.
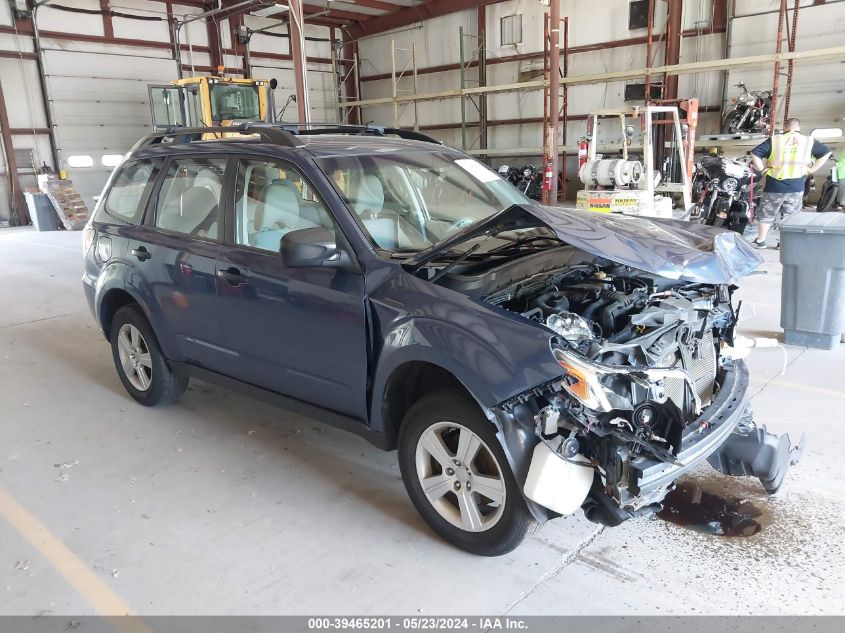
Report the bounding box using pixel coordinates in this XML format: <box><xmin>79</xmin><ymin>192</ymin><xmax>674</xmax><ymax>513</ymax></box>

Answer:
<box><xmin>2</xmin><ymin>0</ymin><xmax>844</xmax><ymax>219</ymax></box>
<box><xmin>356</xmin><ymin>0</ymin><xmax>845</xmax><ymax>161</ymax></box>
<box><xmin>0</xmin><ymin>0</ymin><xmax>339</xmax><ymax>216</ymax></box>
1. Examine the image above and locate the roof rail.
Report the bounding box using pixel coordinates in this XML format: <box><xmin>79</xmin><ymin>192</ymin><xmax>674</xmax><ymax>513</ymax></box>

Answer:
<box><xmin>132</xmin><ymin>122</ymin><xmax>304</xmax><ymax>150</ymax></box>
<box><xmin>275</xmin><ymin>122</ymin><xmax>443</xmax><ymax>145</ymax></box>
<box><xmin>131</xmin><ymin>122</ymin><xmax>443</xmax><ymax>151</ymax></box>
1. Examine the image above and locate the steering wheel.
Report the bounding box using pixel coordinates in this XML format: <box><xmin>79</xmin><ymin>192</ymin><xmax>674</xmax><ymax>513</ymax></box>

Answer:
<box><xmin>444</xmin><ymin>217</ymin><xmax>477</xmax><ymax>235</ymax></box>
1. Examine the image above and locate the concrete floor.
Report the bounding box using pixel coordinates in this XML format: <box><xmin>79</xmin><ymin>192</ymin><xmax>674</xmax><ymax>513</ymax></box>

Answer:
<box><xmin>0</xmin><ymin>226</ymin><xmax>843</xmax><ymax>616</ymax></box>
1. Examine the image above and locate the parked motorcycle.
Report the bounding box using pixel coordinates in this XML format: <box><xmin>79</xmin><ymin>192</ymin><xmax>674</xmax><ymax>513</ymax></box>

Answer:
<box><xmin>692</xmin><ymin>154</ymin><xmax>757</xmax><ymax>234</ymax></box>
<box><xmin>817</xmin><ymin>155</ymin><xmax>845</xmax><ymax>212</ymax></box>
<box><xmin>721</xmin><ymin>82</ymin><xmax>772</xmax><ymax>134</ymax></box>
<box><xmin>497</xmin><ymin>164</ymin><xmax>516</xmax><ymax>184</ymax></box>
<box><xmin>498</xmin><ymin>163</ymin><xmax>542</xmax><ymax>200</ymax></box>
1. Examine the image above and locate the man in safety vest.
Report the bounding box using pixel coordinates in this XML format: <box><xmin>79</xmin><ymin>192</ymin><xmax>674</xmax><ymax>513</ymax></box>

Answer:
<box><xmin>749</xmin><ymin>118</ymin><xmax>831</xmax><ymax>248</ymax></box>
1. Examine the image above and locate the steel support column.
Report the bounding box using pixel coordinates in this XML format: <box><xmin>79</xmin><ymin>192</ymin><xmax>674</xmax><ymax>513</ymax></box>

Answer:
<box><xmin>664</xmin><ymin>0</ymin><xmax>682</xmax><ymax>100</ymax></box>
<box><xmin>0</xmin><ymin>77</ymin><xmax>29</xmax><ymax>226</ymax></box>
<box><xmin>645</xmin><ymin>0</ymin><xmax>655</xmax><ymax>101</ymax></box>
<box><xmin>545</xmin><ymin>0</ymin><xmax>561</xmax><ymax>204</ymax></box>
<box><xmin>477</xmin><ymin>6</ymin><xmax>488</xmax><ymax>154</ymax></box>
<box><xmin>288</xmin><ymin>0</ymin><xmax>310</xmax><ymax>124</ymax></box>
<box><xmin>783</xmin><ymin>0</ymin><xmax>800</xmax><ymax>126</ymax></box>
<box><xmin>771</xmin><ymin>0</ymin><xmax>787</xmax><ymax>131</ymax></box>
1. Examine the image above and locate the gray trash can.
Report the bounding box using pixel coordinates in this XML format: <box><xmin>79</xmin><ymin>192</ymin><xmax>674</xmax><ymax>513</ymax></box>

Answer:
<box><xmin>780</xmin><ymin>212</ymin><xmax>845</xmax><ymax>349</ymax></box>
<box><xmin>24</xmin><ymin>192</ymin><xmax>59</xmax><ymax>231</ymax></box>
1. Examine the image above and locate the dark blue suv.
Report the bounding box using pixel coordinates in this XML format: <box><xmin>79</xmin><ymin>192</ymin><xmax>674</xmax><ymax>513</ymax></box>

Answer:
<box><xmin>83</xmin><ymin>123</ymin><xmax>801</xmax><ymax>555</ymax></box>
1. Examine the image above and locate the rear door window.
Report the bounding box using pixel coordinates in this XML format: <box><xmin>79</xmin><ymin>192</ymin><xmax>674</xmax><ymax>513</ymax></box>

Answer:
<box><xmin>103</xmin><ymin>160</ymin><xmax>160</xmax><ymax>225</ymax></box>
<box><xmin>154</xmin><ymin>157</ymin><xmax>226</xmax><ymax>240</ymax></box>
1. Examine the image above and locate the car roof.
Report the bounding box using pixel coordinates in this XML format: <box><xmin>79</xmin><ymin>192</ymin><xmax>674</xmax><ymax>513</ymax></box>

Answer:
<box><xmin>128</xmin><ymin>131</ymin><xmax>452</xmax><ymax>162</ymax></box>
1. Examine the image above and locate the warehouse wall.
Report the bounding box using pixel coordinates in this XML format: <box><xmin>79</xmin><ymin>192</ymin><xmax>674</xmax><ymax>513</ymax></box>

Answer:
<box><xmin>0</xmin><ymin>0</ymin><xmax>338</xmax><ymax>217</ymax></box>
<box><xmin>356</xmin><ymin>0</ymin><xmax>845</xmax><ymax>168</ymax></box>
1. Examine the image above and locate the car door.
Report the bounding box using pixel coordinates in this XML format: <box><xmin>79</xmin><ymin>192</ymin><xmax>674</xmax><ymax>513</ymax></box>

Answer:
<box><xmin>133</xmin><ymin>154</ymin><xmax>230</xmax><ymax>371</ymax></box>
<box><xmin>214</xmin><ymin>156</ymin><xmax>368</xmax><ymax>418</ymax></box>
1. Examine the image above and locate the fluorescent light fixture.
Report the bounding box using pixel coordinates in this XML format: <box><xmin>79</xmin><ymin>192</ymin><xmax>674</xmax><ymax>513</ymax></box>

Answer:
<box><xmin>251</xmin><ymin>3</ymin><xmax>289</xmax><ymax>18</ymax></box>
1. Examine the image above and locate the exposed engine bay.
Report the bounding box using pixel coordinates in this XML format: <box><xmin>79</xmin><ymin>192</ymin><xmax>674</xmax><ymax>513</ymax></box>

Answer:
<box><xmin>444</xmin><ymin>253</ymin><xmax>800</xmax><ymax>526</ymax></box>
<box><xmin>489</xmin><ymin>260</ymin><xmax>732</xmax><ymax>435</ymax></box>
<box><xmin>410</xmin><ymin>204</ymin><xmax>803</xmax><ymax>529</ymax></box>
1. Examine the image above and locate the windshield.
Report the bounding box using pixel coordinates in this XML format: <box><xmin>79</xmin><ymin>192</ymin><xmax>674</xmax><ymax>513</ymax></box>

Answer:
<box><xmin>316</xmin><ymin>151</ymin><xmax>530</xmax><ymax>252</ymax></box>
<box><xmin>210</xmin><ymin>83</ymin><xmax>260</xmax><ymax>121</ymax></box>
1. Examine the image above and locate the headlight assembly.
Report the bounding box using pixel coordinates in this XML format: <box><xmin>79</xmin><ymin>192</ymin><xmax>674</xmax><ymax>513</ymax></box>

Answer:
<box><xmin>551</xmin><ymin>347</ymin><xmax>616</xmax><ymax>412</ymax></box>
<box><xmin>550</xmin><ymin>344</ymin><xmax>703</xmax><ymax>415</ymax></box>
<box><xmin>722</xmin><ymin>177</ymin><xmax>738</xmax><ymax>193</ymax></box>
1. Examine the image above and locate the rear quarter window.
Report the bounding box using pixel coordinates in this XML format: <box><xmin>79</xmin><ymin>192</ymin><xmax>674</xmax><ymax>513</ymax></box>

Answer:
<box><xmin>102</xmin><ymin>160</ymin><xmax>160</xmax><ymax>225</ymax></box>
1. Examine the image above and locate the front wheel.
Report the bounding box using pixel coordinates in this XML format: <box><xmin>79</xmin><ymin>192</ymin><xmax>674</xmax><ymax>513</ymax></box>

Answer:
<box><xmin>110</xmin><ymin>305</ymin><xmax>188</xmax><ymax>406</ymax></box>
<box><xmin>721</xmin><ymin>110</ymin><xmax>743</xmax><ymax>134</ymax></box>
<box><xmin>398</xmin><ymin>391</ymin><xmax>534</xmax><ymax>556</ymax></box>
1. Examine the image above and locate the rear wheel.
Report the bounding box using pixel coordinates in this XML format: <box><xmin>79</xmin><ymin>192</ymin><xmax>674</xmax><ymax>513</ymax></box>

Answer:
<box><xmin>110</xmin><ymin>305</ymin><xmax>187</xmax><ymax>406</ymax></box>
<box><xmin>817</xmin><ymin>183</ymin><xmax>839</xmax><ymax>212</ymax></box>
<box><xmin>398</xmin><ymin>391</ymin><xmax>534</xmax><ymax>556</ymax></box>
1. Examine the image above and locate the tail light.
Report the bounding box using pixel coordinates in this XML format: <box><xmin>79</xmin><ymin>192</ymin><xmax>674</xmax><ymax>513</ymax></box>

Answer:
<box><xmin>82</xmin><ymin>223</ymin><xmax>96</xmax><ymax>256</ymax></box>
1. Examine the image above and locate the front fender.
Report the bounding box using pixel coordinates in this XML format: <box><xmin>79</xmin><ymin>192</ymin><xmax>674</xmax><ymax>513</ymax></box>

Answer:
<box><xmin>370</xmin><ymin>312</ymin><xmax>559</xmax><ymax>432</ymax></box>
<box><xmin>369</xmin><ymin>315</ymin><xmax>558</xmax><ymax>522</ymax></box>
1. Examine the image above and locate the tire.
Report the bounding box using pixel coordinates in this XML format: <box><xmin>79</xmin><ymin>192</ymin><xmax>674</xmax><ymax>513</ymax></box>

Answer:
<box><xmin>817</xmin><ymin>184</ymin><xmax>838</xmax><ymax>212</ymax></box>
<box><xmin>398</xmin><ymin>391</ymin><xmax>534</xmax><ymax>556</ymax></box>
<box><xmin>720</xmin><ymin>111</ymin><xmax>742</xmax><ymax>134</ymax></box>
<box><xmin>110</xmin><ymin>305</ymin><xmax>188</xmax><ymax>406</ymax></box>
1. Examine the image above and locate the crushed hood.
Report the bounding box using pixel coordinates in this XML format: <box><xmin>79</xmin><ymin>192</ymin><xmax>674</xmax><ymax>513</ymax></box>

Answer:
<box><xmin>409</xmin><ymin>204</ymin><xmax>763</xmax><ymax>285</ymax></box>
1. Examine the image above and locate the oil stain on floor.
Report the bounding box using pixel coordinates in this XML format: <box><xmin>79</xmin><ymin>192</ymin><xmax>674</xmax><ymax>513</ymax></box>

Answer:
<box><xmin>657</xmin><ymin>476</ymin><xmax>772</xmax><ymax>537</ymax></box>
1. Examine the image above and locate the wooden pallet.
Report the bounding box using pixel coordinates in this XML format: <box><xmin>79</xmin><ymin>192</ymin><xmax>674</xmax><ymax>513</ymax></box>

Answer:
<box><xmin>41</xmin><ymin>179</ymin><xmax>89</xmax><ymax>230</ymax></box>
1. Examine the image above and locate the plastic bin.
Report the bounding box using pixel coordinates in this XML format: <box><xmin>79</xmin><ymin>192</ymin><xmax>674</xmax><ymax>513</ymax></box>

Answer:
<box><xmin>24</xmin><ymin>192</ymin><xmax>59</xmax><ymax>231</ymax></box>
<box><xmin>779</xmin><ymin>212</ymin><xmax>845</xmax><ymax>349</ymax></box>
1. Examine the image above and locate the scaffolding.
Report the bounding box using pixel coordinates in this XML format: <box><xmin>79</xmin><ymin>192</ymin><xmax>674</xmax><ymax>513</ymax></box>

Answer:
<box><xmin>458</xmin><ymin>26</ymin><xmax>488</xmax><ymax>154</ymax></box>
<box><xmin>337</xmin><ymin>2</ymin><xmax>844</xmax><ymax>197</ymax></box>
<box><xmin>390</xmin><ymin>40</ymin><xmax>419</xmax><ymax>130</ymax></box>
<box><xmin>331</xmin><ymin>39</ymin><xmax>361</xmax><ymax>125</ymax></box>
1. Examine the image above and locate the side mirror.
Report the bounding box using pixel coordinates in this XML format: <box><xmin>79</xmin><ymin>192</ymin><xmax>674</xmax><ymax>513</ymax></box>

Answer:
<box><xmin>281</xmin><ymin>227</ymin><xmax>347</xmax><ymax>268</ymax></box>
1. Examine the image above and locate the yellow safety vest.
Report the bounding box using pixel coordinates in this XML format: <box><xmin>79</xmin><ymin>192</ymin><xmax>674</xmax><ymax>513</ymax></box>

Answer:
<box><xmin>767</xmin><ymin>131</ymin><xmax>813</xmax><ymax>180</ymax></box>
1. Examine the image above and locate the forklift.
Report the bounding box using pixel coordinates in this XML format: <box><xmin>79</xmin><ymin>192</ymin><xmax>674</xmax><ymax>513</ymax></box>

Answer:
<box><xmin>148</xmin><ymin>73</ymin><xmax>279</xmax><ymax>134</ymax></box>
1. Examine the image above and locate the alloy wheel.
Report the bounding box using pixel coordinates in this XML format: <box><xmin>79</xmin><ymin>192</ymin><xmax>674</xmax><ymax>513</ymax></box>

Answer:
<box><xmin>117</xmin><ymin>323</ymin><xmax>153</xmax><ymax>391</ymax></box>
<box><xmin>415</xmin><ymin>422</ymin><xmax>507</xmax><ymax>532</ymax></box>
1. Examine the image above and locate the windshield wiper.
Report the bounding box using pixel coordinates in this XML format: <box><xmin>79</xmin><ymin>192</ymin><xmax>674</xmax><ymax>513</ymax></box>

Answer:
<box><xmin>486</xmin><ymin>234</ymin><xmax>558</xmax><ymax>253</ymax></box>
<box><xmin>390</xmin><ymin>247</ymin><xmax>462</xmax><ymax>259</ymax></box>
<box><xmin>428</xmin><ymin>236</ymin><xmax>493</xmax><ymax>283</ymax></box>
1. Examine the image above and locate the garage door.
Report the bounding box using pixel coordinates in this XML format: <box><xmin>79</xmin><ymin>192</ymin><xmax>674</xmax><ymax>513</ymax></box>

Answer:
<box><xmin>43</xmin><ymin>49</ymin><xmax>178</xmax><ymax>208</ymax></box>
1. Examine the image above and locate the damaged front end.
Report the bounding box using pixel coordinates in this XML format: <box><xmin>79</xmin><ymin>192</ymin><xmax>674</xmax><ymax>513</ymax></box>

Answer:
<box><xmin>488</xmin><ymin>265</ymin><xmax>803</xmax><ymax>527</ymax></box>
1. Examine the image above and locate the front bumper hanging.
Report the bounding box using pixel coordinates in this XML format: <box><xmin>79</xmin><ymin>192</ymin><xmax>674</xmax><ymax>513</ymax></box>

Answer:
<box><xmin>707</xmin><ymin>410</ymin><xmax>806</xmax><ymax>494</ymax></box>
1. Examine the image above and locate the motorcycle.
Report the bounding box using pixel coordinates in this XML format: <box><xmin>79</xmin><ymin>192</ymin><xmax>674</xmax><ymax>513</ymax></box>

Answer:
<box><xmin>498</xmin><ymin>163</ymin><xmax>542</xmax><ymax>200</ymax></box>
<box><xmin>497</xmin><ymin>164</ymin><xmax>516</xmax><ymax>184</ymax></box>
<box><xmin>721</xmin><ymin>82</ymin><xmax>772</xmax><ymax>135</ymax></box>
<box><xmin>692</xmin><ymin>154</ymin><xmax>757</xmax><ymax>234</ymax></box>
<box><xmin>817</xmin><ymin>154</ymin><xmax>845</xmax><ymax>212</ymax></box>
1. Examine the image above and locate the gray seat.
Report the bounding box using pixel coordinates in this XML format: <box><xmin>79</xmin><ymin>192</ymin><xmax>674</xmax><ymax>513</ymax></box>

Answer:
<box><xmin>158</xmin><ymin>186</ymin><xmax>218</xmax><ymax>236</ymax></box>
<box><xmin>253</xmin><ymin>183</ymin><xmax>301</xmax><ymax>251</ymax></box>
<box><xmin>352</xmin><ymin>175</ymin><xmax>385</xmax><ymax>216</ymax></box>
<box><xmin>194</xmin><ymin>167</ymin><xmax>222</xmax><ymax>199</ymax></box>
<box><xmin>351</xmin><ymin>175</ymin><xmax>399</xmax><ymax>248</ymax></box>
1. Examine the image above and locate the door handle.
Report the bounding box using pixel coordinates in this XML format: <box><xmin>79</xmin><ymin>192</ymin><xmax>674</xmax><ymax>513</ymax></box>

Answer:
<box><xmin>131</xmin><ymin>246</ymin><xmax>151</xmax><ymax>261</ymax></box>
<box><xmin>217</xmin><ymin>267</ymin><xmax>247</xmax><ymax>286</ymax></box>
